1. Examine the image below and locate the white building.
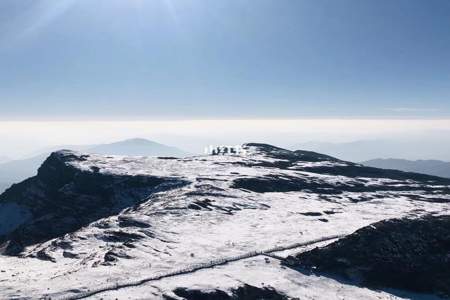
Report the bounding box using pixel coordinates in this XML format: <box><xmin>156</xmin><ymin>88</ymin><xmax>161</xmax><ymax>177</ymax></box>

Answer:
<box><xmin>204</xmin><ymin>145</ymin><xmax>246</xmax><ymax>156</ymax></box>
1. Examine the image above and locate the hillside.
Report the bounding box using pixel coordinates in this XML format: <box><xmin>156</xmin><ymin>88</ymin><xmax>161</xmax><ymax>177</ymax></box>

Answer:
<box><xmin>286</xmin><ymin>215</ymin><xmax>450</xmax><ymax>297</ymax></box>
<box><xmin>0</xmin><ymin>143</ymin><xmax>449</xmax><ymax>299</ymax></box>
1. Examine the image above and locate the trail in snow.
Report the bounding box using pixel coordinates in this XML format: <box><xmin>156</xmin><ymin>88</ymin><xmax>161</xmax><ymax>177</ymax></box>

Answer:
<box><xmin>52</xmin><ymin>234</ymin><xmax>345</xmax><ymax>300</ymax></box>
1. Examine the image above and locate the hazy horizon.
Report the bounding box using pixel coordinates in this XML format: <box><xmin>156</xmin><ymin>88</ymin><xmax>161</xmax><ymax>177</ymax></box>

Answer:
<box><xmin>1</xmin><ymin>118</ymin><xmax>449</xmax><ymax>160</ymax></box>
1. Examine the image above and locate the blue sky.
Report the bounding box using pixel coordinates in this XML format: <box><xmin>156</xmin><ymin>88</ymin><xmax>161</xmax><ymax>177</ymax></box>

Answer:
<box><xmin>0</xmin><ymin>0</ymin><xmax>449</xmax><ymax>120</ymax></box>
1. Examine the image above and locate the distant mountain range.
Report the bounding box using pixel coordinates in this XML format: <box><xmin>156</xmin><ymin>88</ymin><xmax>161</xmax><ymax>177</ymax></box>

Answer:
<box><xmin>362</xmin><ymin>158</ymin><xmax>450</xmax><ymax>179</ymax></box>
<box><xmin>87</xmin><ymin>138</ymin><xmax>188</xmax><ymax>157</ymax></box>
<box><xmin>0</xmin><ymin>153</ymin><xmax>49</xmax><ymax>193</ymax></box>
<box><xmin>292</xmin><ymin>139</ymin><xmax>450</xmax><ymax>179</ymax></box>
<box><xmin>293</xmin><ymin>138</ymin><xmax>450</xmax><ymax>162</ymax></box>
<box><xmin>0</xmin><ymin>138</ymin><xmax>189</xmax><ymax>193</ymax></box>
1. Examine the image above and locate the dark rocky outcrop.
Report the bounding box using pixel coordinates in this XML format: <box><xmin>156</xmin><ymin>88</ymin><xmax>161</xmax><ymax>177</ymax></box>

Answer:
<box><xmin>232</xmin><ymin>175</ymin><xmax>323</xmax><ymax>193</ymax></box>
<box><xmin>300</xmin><ymin>164</ymin><xmax>450</xmax><ymax>183</ymax></box>
<box><xmin>231</xmin><ymin>174</ymin><xmax>450</xmax><ymax>197</ymax></box>
<box><xmin>228</xmin><ymin>144</ymin><xmax>450</xmax><ymax>197</ymax></box>
<box><xmin>299</xmin><ymin>212</ymin><xmax>322</xmax><ymax>216</ymax></box>
<box><xmin>242</xmin><ymin>143</ymin><xmax>450</xmax><ymax>184</ymax></box>
<box><xmin>284</xmin><ymin>215</ymin><xmax>450</xmax><ymax>298</ymax></box>
<box><xmin>0</xmin><ymin>150</ymin><xmax>188</xmax><ymax>255</ymax></box>
<box><xmin>117</xmin><ymin>216</ymin><xmax>151</xmax><ymax>228</ymax></box>
<box><xmin>164</xmin><ymin>284</ymin><xmax>290</xmax><ymax>300</ymax></box>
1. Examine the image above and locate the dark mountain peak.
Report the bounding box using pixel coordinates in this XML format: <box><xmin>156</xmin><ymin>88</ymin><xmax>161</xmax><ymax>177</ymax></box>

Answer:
<box><xmin>36</xmin><ymin>150</ymin><xmax>86</xmax><ymax>188</ymax></box>
<box><xmin>41</xmin><ymin>149</ymin><xmax>87</xmax><ymax>166</ymax></box>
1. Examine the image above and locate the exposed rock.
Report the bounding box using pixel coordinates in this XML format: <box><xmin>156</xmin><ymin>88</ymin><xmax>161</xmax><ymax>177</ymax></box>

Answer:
<box><xmin>164</xmin><ymin>284</ymin><xmax>290</xmax><ymax>300</ymax></box>
<box><xmin>0</xmin><ymin>150</ymin><xmax>188</xmax><ymax>254</ymax></box>
<box><xmin>35</xmin><ymin>249</ymin><xmax>56</xmax><ymax>262</ymax></box>
<box><xmin>62</xmin><ymin>251</ymin><xmax>79</xmax><ymax>259</ymax></box>
<box><xmin>284</xmin><ymin>215</ymin><xmax>450</xmax><ymax>298</ymax></box>
<box><xmin>117</xmin><ymin>216</ymin><xmax>151</xmax><ymax>228</ymax></box>
<box><xmin>103</xmin><ymin>250</ymin><xmax>132</xmax><ymax>264</ymax></box>
<box><xmin>299</xmin><ymin>212</ymin><xmax>323</xmax><ymax>216</ymax></box>
<box><xmin>98</xmin><ymin>230</ymin><xmax>145</xmax><ymax>243</ymax></box>
<box><xmin>231</xmin><ymin>172</ymin><xmax>450</xmax><ymax>197</ymax></box>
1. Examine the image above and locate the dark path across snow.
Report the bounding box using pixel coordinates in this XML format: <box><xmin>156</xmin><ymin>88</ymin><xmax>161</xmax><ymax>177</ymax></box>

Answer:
<box><xmin>51</xmin><ymin>234</ymin><xmax>345</xmax><ymax>300</ymax></box>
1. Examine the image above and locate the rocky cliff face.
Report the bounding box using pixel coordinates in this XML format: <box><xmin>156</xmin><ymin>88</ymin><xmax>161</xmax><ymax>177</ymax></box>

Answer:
<box><xmin>0</xmin><ymin>143</ymin><xmax>449</xmax><ymax>299</ymax></box>
<box><xmin>285</xmin><ymin>215</ymin><xmax>450</xmax><ymax>298</ymax></box>
<box><xmin>0</xmin><ymin>150</ymin><xmax>187</xmax><ymax>255</ymax></box>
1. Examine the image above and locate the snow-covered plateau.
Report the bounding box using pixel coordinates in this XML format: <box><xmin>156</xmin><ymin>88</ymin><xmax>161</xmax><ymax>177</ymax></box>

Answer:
<box><xmin>0</xmin><ymin>143</ymin><xmax>449</xmax><ymax>299</ymax></box>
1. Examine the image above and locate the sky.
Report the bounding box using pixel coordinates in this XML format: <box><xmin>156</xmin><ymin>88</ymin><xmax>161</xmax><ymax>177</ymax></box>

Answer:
<box><xmin>0</xmin><ymin>1</ymin><xmax>449</xmax><ymax>159</ymax></box>
<box><xmin>0</xmin><ymin>0</ymin><xmax>449</xmax><ymax>119</ymax></box>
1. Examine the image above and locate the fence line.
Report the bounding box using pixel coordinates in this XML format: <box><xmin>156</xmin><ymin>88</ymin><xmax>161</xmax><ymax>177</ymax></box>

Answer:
<box><xmin>50</xmin><ymin>234</ymin><xmax>345</xmax><ymax>300</ymax></box>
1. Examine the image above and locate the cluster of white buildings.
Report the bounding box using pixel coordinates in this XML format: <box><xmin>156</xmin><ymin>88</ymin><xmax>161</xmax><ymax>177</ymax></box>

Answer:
<box><xmin>204</xmin><ymin>145</ymin><xmax>247</xmax><ymax>156</ymax></box>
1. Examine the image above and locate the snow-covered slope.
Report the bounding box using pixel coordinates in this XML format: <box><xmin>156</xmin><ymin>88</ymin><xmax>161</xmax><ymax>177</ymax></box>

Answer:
<box><xmin>0</xmin><ymin>143</ymin><xmax>449</xmax><ymax>299</ymax></box>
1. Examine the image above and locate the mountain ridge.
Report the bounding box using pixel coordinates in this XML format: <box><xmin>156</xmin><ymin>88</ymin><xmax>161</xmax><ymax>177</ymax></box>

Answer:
<box><xmin>0</xmin><ymin>138</ymin><xmax>190</xmax><ymax>193</ymax></box>
<box><xmin>293</xmin><ymin>138</ymin><xmax>450</xmax><ymax>162</ymax></box>
<box><xmin>0</xmin><ymin>143</ymin><xmax>449</xmax><ymax>299</ymax></box>
<box><xmin>362</xmin><ymin>158</ymin><xmax>450</xmax><ymax>179</ymax></box>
